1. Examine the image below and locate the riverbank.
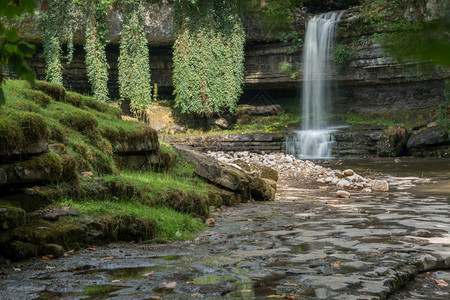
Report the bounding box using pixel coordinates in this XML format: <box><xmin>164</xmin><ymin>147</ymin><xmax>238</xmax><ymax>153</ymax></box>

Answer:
<box><xmin>1</xmin><ymin>157</ymin><xmax>448</xmax><ymax>299</ymax></box>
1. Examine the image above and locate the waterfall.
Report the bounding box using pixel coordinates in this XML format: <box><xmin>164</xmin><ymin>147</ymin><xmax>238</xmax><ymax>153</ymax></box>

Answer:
<box><xmin>286</xmin><ymin>12</ymin><xmax>341</xmax><ymax>159</ymax></box>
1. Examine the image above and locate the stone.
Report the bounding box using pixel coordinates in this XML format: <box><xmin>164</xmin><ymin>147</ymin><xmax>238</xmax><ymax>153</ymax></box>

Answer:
<box><xmin>407</xmin><ymin>126</ymin><xmax>449</xmax><ymax>149</ymax></box>
<box><xmin>236</xmin><ymin>114</ymin><xmax>251</xmax><ymax>125</ymax></box>
<box><xmin>207</xmin><ymin>117</ymin><xmax>232</xmax><ymax>129</ymax></box>
<box><xmin>336</xmin><ymin>179</ymin><xmax>351</xmax><ymax>190</ymax></box>
<box><xmin>43</xmin><ymin>211</ymin><xmax>60</xmax><ymax>221</ymax></box>
<box><xmin>236</xmin><ymin>104</ymin><xmax>285</xmax><ymax>116</ymax></box>
<box><xmin>336</xmin><ymin>190</ymin><xmax>351</xmax><ymax>198</ymax></box>
<box><xmin>44</xmin><ymin>244</ymin><xmax>64</xmax><ymax>258</ymax></box>
<box><xmin>372</xmin><ymin>180</ymin><xmax>389</xmax><ymax>192</ymax></box>
<box><xmin>0</xmin><ymin>205</ymin><xmax>26</xmax><ymax>239</ymax></box>
<box><xmin>205</xmin><ymin>218</ymin><xmax>215</xmax><ymax>227</ymax></box>
<box><xmin>343</xmin><ymin>169</ymin><xmax>355</xmax><ymax>176</ymax></box>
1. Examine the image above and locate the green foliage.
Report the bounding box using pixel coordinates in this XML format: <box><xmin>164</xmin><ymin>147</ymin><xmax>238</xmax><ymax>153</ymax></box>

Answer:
<box><xmin>334</xmin><ymin>44</ymin><xmax>352</xmax><ymax>74</ymax></box>
<box><xmin>84</xmin><ymin>1</ymin><xmax>110</xmax><ymax>102</ymax></box>
<box><xmin>437</xmin><ymin>81</ymin><xmax>450</xmax><ymax>129</ymax></box>
<box><xmin>247</xmin><ymin>0</ymin><xmax>303</xmax><ymax>34</ymax></box>
<box><xmin>118</xmin><ymin>0</ymin><xmax>152</xmax><ymax>116</ymax></box>
<box><xmin>41</xmin><ymin>0</ymin><xmax>76</xmax><ymax>85</ymax></box>
<box><xmin>278</xmin><ymin>61</ymin><xmax>298</xmax><ymax>79</ymax></box>
<box><xmin>278</xmin><ymin>31</ymin><xmax>303</xmax><ymax>55</ymax></box>
<box><xmin>173</xmin><ymin>0</ymin><xmax>245</xmax><ymax>116</ymax></box>
<box><xmin>362</xmin><ymin>0</ymin><xmax>450</xmax><ymax>66</ymax></box>
<box><xmin>0</xmin><ymin>0</ymin><xmax>36</xmax><ymax>109</ymax></box>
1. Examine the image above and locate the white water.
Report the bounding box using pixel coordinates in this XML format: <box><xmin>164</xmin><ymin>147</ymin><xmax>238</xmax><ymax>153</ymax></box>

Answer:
<box><xmin>287</xmin><ymin>12</ymin><xmax>341</xmax><ymax>159</ymax></box>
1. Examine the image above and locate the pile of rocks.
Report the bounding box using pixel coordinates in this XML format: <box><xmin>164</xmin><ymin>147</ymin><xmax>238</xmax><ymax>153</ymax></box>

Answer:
<box><xmin>207</xmin><ymin>151</ymin><xmax>390</xmax><ymax>195</ymax></box>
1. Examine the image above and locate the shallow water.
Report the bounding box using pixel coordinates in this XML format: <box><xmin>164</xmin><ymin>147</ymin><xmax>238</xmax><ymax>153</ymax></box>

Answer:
<box><xmin>0</xmin><ymin>158</ymin><xmax>449</xmax><ymax>299</ymax></box>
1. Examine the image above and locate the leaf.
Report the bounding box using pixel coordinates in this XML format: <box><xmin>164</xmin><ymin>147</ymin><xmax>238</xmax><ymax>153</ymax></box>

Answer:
<box><xmin>162</xmin><ymin>282</ymin><xmax>177</xmax><ymax>288</ymax></box>
<box><xmin>87</xmin><ymin>247</ymin><xmax>97</xmax><ymax>251</ymax></box>
<box><xmin>434</xmin><ymin>279</ymin><xmax>448</xmax><ymax>287</ymax></box>
<box><xmin>5</xmin><ymin>28</ymin><xmax>18</xmax><ymax>42</ymax></box>
<box><xmin>42</xmin><ymin>255</ymin><xmax>54</xmax><ymax>260</ymax></box>
<box><xmin>143</xmin><ymin>271</ymin><xmax>154</xmax><ymax>277</ymax></box>
<box><xmin>111</xmin><ymin>278</ymin><xmax>123</xmax><ymax>283</ymax></box>
<box><xmin>101</xmin><ymin>257</ymin><xmax>114</xmax><ymax>260</ymax></box>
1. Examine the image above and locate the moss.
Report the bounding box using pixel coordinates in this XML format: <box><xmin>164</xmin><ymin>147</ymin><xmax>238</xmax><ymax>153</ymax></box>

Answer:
<box><xmin>161</xmin><ymin>189</ymin><xmax>210</xmax><ymax>218</ymax></box>
<box><xmin>249</xmin><ymin>177</ymin><xmax>275</xmax><ymax>201</ymax></box>
<box><xmin>66</xmin><ymin>91</ymin><xmax>82</xmax><ymax>107</ymax></box>
<box><xmin>0</xmin><ymin>118</ymin><xmax>25</xmax><ymax>156</ymax></box>
<box><xmin>8</xmin><ymin>99</ymin><xmax>41</xmax><ymax>113</ymax></box>
<box><xmin>115</xmin><ymin>215</ymin><xmax>157</xmax><ymax>241</ymax></box>
<box><xmin>61</xmin><ymin>153</ymin><xmax>78</xmax><ymax>182</ymax></box>
<box><xmin>0</xmin><ymin>111</ymin><xmax>50</xmax><ymax>157</ymax></box>
<box><xmin>58</xmin><ymin>110</ymin><xmax>98</xmax><ymax>133</ymax></box>
<box><xmin>2</xmin><ymin>241</ymin><xmax>39</xmax><ymax>261</ymax></box>
<box><xmin>0</xmin><ymin>204</ymin><xmax>26</xmax><ymax>230</ymax></box>
<box><xmin>21</xmin><ymin>89</ymin><xmax>52</xmax><ymax>107</ymax></box>
<box><xmin>32</xmin><ymin>80</ymin><xmax>66</xmax><ymax>102</ymax></box>
<box><xmin>82</xmin><ymin>96</ymin><xmax>121</xmax><ymax>119</ymax></box>
<box><xmin>12</xmin><ymin>218</ymin><xmax>87</xmax><ymax>252</ymax></box>
<box><xmin>18</xmin><ymin>152</ymin><xmax>63</xmax><ymax>182</ymax></box>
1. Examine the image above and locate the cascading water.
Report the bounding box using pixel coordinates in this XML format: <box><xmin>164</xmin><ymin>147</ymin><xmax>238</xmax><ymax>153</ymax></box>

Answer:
<box><xmin>286</xmin><ymin>12</ymin><xmax>341</xmax><ymax>159</ymax></box>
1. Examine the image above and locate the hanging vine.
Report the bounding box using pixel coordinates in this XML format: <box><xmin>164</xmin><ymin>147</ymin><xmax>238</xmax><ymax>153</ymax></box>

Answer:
<box><xmin>118</xmin><ymin>0</ymin><xmax>152</xmax><ymax>117</ymax></box>
<box><xmin>82</xmin><ymin>0</ymin><xmax>112</xmax><ymax>102</ymax></box>
<box><xmin>173</xmin><ymin>0</ymin><xmax>245</xmax><ymax>116</ymax></box>
<box><xmin>41</xmin><ymin>0</ymin><xmax>76</xmax><ymax>85</ymax></box>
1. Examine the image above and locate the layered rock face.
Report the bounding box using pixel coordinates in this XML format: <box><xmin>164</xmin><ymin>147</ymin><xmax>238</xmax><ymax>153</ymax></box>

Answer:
<box><xmin>17</xmin><ymin>1</ymin><xmax>449</xmax><ymax>111</ymax></box>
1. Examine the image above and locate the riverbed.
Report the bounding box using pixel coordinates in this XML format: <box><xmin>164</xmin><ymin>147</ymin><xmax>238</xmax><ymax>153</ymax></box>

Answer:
<box><xmin>0</xmin><ymin>158</ymin><xmax>449</xmax><ymax>299</ymax></box>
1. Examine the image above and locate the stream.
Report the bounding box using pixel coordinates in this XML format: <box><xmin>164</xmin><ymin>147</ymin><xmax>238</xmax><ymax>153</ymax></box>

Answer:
<box><xmin>0</xmin><ymin>158</ymin><xmax>449</xmax><ymax>299</ymax></box>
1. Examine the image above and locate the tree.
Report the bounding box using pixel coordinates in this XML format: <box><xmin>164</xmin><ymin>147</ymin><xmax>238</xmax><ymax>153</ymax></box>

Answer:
<box><xmin>0</xmin><ymin>0</ymin><xmax>36</xmax><ymax>109</ymax></box>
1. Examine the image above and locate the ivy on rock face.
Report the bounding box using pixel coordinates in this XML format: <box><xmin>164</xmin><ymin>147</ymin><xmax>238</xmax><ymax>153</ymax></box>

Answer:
<box><xmin>41</xmin><ymin>0</ymin><xmax>76</xmax><ymax>85</ymax></box>
<box><xmin>118</xmin><ymin>0</ymin><xmax>152</xmax><ymax>117</ymax></box>
<box><xmin>173</xmin><ymin>0</ymin><xmax>245</xmax><ymax>116</ymax></box>
<box><xmin>83</xmin><ymin>0</ymin><xmax>111</xmax><ymax>102</ymax></box>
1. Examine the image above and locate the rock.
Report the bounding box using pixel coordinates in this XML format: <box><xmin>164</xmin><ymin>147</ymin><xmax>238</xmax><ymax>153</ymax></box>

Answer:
<box><xmin>376</xmin><ymin>126</ymin><xmax>408</xmax><ymax>157</ymax></box>
<box><xmin>325</xmin><ymin>177</ymin><xmax>333</xmax><ymax>183</ymax></box>
<box><xmin>362</xmin><ymin>188</ymin><xmax>372</xmax><ymax>193</ymax></box>
<box><xmin>207</xmin><ymin>117</ymin><xmax>232</xmax><ymax>129</ymax></box>
<box><xmin>43</xmin><ymin>211</ymin><xmax>60</xmax><ymax>221</ymax></box>
<box><xmin>236</xmin><ymin>114</ymin><xmax>251</xmax><ymax>125</ymax></box>
<box><xmin>0</xmin><ymin>205</ymin><xmax>26</xmax><ymax>243</ymax></box>
<box><xmin>168</xmin><ymin>124</ymin><xmax>186</xmax><ymax>135</ymax></box>
<box><xmin>174</xmin><ymin>145</ymin><xmax>249</xmax><ymax>191</ymax></box>
<box><xmin>336</xmin><ymin>190</ymin><xmax>351</xmax><ymax>198</ymax></box>
<box><xmin>236</xmin><ymin>104</ymin><xmax>284</xmax><ymax>116</ymax></box>
<box><xmin>44</xmin><ymin>244</ymin><xmax>64</xmax><ymax>258</ymax></box>
<box><xmin>407</xmin><ymin>126</ymin><xmax>449</xmax><ymax>149</ymax></box>
<box><xmin>0</xmin><ymin>168</ymin><xmax>6</xmax><ymax>185</ymax></box>
<box><xmin>336</xmin><ymin>179</ymin><xmax>351</xmax><ymax>190</ymax></box>
<box><xmin>205</xmin><ymin>218</ymin><xmax>215</xmax><ymax>227</ymax></box>
<box><xmin>343</xmin><ymin>169</ymin><xmax>355</xmax><ymax>176</ymax></box>
<box><xmin>372</xmin><ymin>180</ymin><xmax>389</xmax><ymax>192</ymax></box>
<box><xmin>250</xmin><ymin>178</ymin><xmax>276</xmax><ymax>201</ymax></box>
<box><xmin>62</xmin><ymin>206</ymin><xmax>79</xmax><ymax>216</ymax></box>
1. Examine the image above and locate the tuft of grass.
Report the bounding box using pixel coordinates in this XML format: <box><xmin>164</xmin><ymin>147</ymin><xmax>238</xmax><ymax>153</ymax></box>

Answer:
<box><xmin>61</xmin><ymin>199</ymin><xmax>204</xmax><ymax>241</ymax></box>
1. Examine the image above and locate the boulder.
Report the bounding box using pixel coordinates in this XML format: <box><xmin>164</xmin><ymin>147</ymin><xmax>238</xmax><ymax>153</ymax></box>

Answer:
<box><xmin>336</xmin><ymin>190</ymin><xmax>351</xmax><ymax>198</ymax></box>
<box><xmin>174</xmin><ymin>145</ymin><xmax>276</xmax><ymax>201</ymax></box>
<box><xmin>236</xmin><ymin>104</ymin><xmax>285</xmax><ymax>116</ymax></box>
<box><xmin>407</xmin><ymin>126</ymin><xmax>449</xmax><ymax>149</ymax></box>
<box><xmin>207</xmin><ymin>117</ymin><xmax>233</xmax><ymax>129</ymax></box>
<box><xmin>44</xmin><ymin>244</ymin><xmax>64</xmax><ymax>258</ymax></box>
<box><xmin>0</xmin><ymin>205</ymin><xmax>26</xmax><ymax>231</ymax></box>
<box><xmin>343</xmin><ymin>169</ymin><xmax>354</xmax><ymax>176</ymax></box>
<box><xmin>376</xmin><ymin>126</ymin><xmax>408</xmax><ymax>157</ymax></box>
<box><xmin>336</xmin><ymin>179</ymin><xmax>351</xmax><ymax>190</ymax></box>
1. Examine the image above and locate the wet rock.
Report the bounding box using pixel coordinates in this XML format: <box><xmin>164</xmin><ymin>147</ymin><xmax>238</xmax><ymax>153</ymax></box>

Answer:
<box><xmin>44</xmin><ymin>244</ymin><xmax>64</xmax><ymax>258</ymax></box>
<box><xmin>407</xmin><ymin>126</ymin><xmax>449</xmax><ymax>149</ymax></box>
<box><xmin>343</xmin><ymin>169</ymin><xmax>354</xmax><ymax>176</ymax></box>
<box><xmin>205</xmin><ymin>218</ymin><xmax>215</xmax><ymax>227</ymax></box>
<box><xmin>43</xmin><ymin>211</ymin><xmax>60</xmax><ymax>221</ymax></box>
<box><xmin>336</xmin><ymin>190</ymin><xmax>351</xmax><ymax>198</ymax></box>
<box><xmin>372</xmin><ymin>180</ymin><xmax>389</xmax><ymax>192</ymax></box>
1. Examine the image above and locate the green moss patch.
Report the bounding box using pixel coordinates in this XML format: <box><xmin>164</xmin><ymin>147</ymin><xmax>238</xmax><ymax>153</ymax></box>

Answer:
<box><xmin>0</xmin><ymin>204</ymin><xmax>26</xmax><ymax>230</ymax></box>
<box><xmin>32</xmin><ymin>80</ymin><xmax>66</xmax><ymax>102</ymax></box>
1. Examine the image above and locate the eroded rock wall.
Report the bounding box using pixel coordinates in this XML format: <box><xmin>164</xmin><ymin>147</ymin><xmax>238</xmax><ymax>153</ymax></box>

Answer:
<box><xmin>18</xmin><ymin>1</ymin><xmax>450</xmax><ymax>112</ymax></box>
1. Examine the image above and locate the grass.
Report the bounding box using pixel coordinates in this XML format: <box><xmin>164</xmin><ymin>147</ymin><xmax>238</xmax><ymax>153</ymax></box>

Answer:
<box><xmin>1</xmin><ymin>79</ymin><xmax>212</xmax><ymax>243</ymax></box>
<box><xmin>61</xmin><ymin>199</ymin><xmax>204</xmax><ymax>241</ymax></box>
<box><xmin>333</xmin><ymin>107</ymin><xmax>438</xmax><ymax>128</ymax></box>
